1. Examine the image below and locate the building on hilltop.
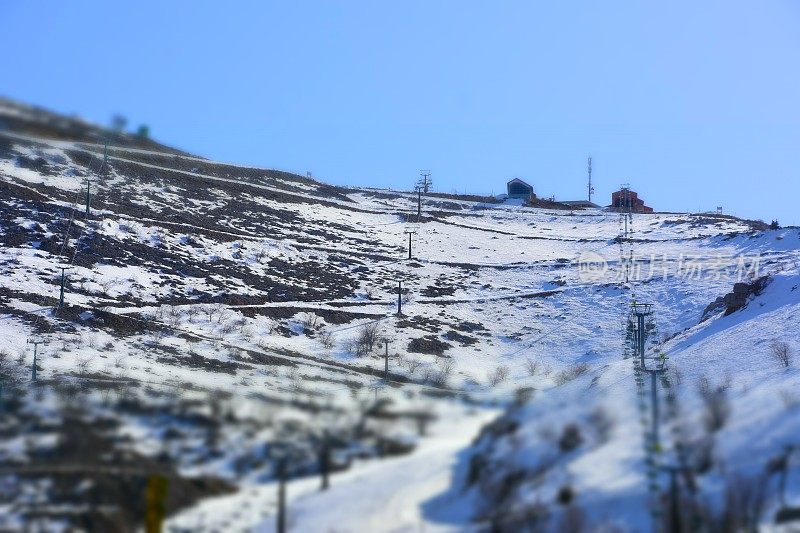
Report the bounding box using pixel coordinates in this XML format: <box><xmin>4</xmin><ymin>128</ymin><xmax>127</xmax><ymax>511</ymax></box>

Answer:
<box><xmin>609</xmin><ymin>188</ymin><xmax>653</xmax><ymax>213</ymax></box>
<box><xmin>507</xmin><ymin>178</ymin><xmax>535</xmax><ymax>201</ymax></box>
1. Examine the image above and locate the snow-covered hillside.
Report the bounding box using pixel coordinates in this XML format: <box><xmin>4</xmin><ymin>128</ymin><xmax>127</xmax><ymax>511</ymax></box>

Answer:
<box><xmin>437</xmin><ymin>272</ymin><xmax>800</xmax><ymax>531</ymax></box>
<box><xmin>1</xmin><ymin>99</ymin><xmax>799</xmax><ymax>531</ymax></box>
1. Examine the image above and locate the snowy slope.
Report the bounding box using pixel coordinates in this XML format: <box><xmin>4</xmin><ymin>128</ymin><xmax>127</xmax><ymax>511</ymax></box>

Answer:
<box><xmin>1</xmin><ymin>99</ymin><xmax>799</xmax><ymax>530</ymax></box>
<box><xmin>423</xmin><ymin>273</ymin><xmax>800</xmax><ymax>531</ymax></box>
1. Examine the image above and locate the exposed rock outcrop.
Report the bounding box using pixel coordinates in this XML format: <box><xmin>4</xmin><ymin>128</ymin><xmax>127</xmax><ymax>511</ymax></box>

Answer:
<box><xmin>701</xmin><ymin>275</ymin><xmax>771</xmax><ymax>321</ymax></box>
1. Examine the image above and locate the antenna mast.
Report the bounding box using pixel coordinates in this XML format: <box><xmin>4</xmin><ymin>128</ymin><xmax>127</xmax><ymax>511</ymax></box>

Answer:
<box><xmin>587</xmin><ymin>156</ymin><xmax>594</xmax><ymax>202</ymax></box>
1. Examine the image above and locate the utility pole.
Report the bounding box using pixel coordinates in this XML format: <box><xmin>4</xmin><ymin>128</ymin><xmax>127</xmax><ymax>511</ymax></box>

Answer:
<box><xmin>633</xmin><ymin>303</ymin><xmax>652</xmax><ymax>369</ymax></box>
<box><xmin>277</xmin><ymin>457</ymin><xmax>287</xmax><ymax>533</ymax></box>
<box><xmin>587</xmin><ymin>156</ymin><xmax>594</xmax><ymax>203</ymax></box>
<box><xmin>631</xmin><ymin>302</ymin><xmax>670</xmax><ymax>528</ymax></box>
<box><xmin>85</xmin><ymin>179</ymin><xmax>92</xmax><ymax>219</ymax></box>
<box><xmin>320</xmin><ymin>431</ymin><xmax>331</xmax><ymax>491</ymax></box>
<box><xmin>415</xmin><ymin>171</ymin><xmax>431</xmax><ymax>223</ymax></box>
<box><xmin>58</xmin><ymin>266</ymin><xmax>70</xmax><ymax>311</ymax></box>
<box><xmin>620</xmin><ymin>183</ymin><xmax>631</xmax><ymax>238</ymax></box>
<box><xmin>633</xmin><ymin>303</ymin><xmax>663</xmax><ymax>442</ymax></box>
<box><xmin>417</xmin><ymin>170</ymin><xmax>432</xmax><ymax>193</ymax></box>
<box><xmin>646</xmin><ymin>367</ymin><xmax>665</xmax><ymax>447</ymax></box>
<box><xmin>663</xmin><ymin>465</ymin><xmax>682</xmax><ymax>533</ymax></box>
<box><xmin>404</xmin><ymin>227</ymin><xmax>417</xmax><ymax>260</ymax></box>
<box><xmin>656</xmin><ymin>461</ymin><xmax>700</xmax><ymax>533</ymax></box>
<box><xmin>396</xmin><ymin>280</ymin><xmax>403</xmax><ymax>316</ymax></box>
<box><xmin>383</xmin><ymin>338</ymin><xmax>390</xmax><ymax>381</ymax></box>
<box><xmin>27</xmin><ymin>337</ymin><xmax>45</xmax><ymax>382</ymax></box>
<box><xmin>369</xmin><ymin>381</ymin><xmax>382</xmax><ymax>401</ymax></box>
<box><xmin>627</xmin><ymin>186</ymin><xmax>631</xmax><ymax>219</ymax></box>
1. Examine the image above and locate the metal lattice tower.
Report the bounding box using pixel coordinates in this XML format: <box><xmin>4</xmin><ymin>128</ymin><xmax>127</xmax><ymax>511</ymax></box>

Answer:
<box><xmin>618</xmin><ymin>201</ymin><xmax>682</xmax><ymax>529</ymax></box>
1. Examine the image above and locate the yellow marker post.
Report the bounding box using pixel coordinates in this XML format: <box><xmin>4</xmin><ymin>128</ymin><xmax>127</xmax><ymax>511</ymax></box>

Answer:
<box><xmin>145</xmin><ymin>474</ymin><xmax>169</xmax><ymax>533</ymax></box>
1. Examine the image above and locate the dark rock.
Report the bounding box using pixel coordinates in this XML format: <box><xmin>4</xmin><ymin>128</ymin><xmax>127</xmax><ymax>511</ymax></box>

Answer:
<box><xmin>444</xmin><ymin>330</ymin><xmax>477</xmax><ymax>346</ymax></box>
<box><xmin>701</xmin><ymin>275</ymin><xmax>772</xmax><ymax>321</ymax></box>
<box><xmin>407</xmin><ymin>336</ymin><xmax>451</xmax><ymax>356</ymax></box>
<box><xmin>732</xmin><ymin>282</ymin><xmax>750</xmax><ymax>294</ymax></box>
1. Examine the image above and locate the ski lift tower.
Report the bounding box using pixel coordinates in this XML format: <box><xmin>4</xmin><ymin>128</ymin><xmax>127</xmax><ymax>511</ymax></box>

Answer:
<box><xmin>404</xmin><ymin>224</ymin><xmax>418</xmax><ymax>260</ymax></box>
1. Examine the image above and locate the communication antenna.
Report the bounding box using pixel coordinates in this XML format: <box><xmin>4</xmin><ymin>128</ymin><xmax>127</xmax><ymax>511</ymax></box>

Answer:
<box><xmin>587</xmin><ymin>156</ymin><xmax>594</xmax><ymax>202</ymax></box>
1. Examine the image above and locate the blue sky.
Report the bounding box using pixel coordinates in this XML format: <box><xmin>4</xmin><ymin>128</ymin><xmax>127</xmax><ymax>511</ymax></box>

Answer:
<box><xmin>3</xmin><ymin>1</ymin><xmax>799</xmax><ymax>224</ymax></box>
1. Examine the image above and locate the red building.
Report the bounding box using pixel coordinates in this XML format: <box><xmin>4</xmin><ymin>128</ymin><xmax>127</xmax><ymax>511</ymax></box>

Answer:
<box><xmin>609</xmin><ymin>188</ymin><xmax>653</xmax><ymax>213</ymax></box>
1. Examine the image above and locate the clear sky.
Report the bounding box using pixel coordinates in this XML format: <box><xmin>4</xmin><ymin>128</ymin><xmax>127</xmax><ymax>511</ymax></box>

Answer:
<box><xmin>3</xmin><ymin>1</ymin><xmax>799</xmax><ymax>224</ymax></box>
